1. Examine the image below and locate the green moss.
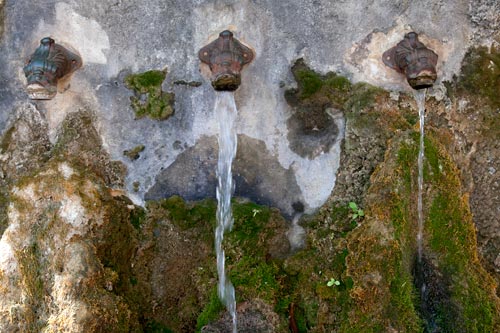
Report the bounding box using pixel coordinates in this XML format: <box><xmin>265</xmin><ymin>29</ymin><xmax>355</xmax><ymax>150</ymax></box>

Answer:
<box><xmin>144</xmin><ymin>321</ymin><xmax>174</xmax><ymax>333</ymax></box>
<box><xmin>324</xmin><ymin>73</ymin><xmax>351</xmax><ymax>91</ymax></box>
<box><xmin>124</xmin><ymin>69</ymin><xmax>175</xmax><ymax>120</ymax></box>
<box><xmin>426</xmin><ymin>182</ymin><xmax>500</xmax><ymax>332</ymax></box>
<box><xmin>196</xmin><ymin>288</ymin><xmax>225</xmax><ymax>332</ymax></box>
<box><xmin>123</xmin><ymin>144</ymin><xmax>145</xmax><ymax>161</ymax></box>
<box><xmin>127</xmin><ymin>70</ymin><xmax>166</xmax><ymax>90</ymax></box>
<box><xmin>224</xmin><ymin>202</ymin><xmax>283</xmax><ymax>304</ymax></box>
<box><xmin>392</xmin><ymin>132</ymin><xmax>500</xmax><ymax>332</ymax></box>
<box><xmin>286</xmin><ymin>58</ymin><xmax>353</xmax><ymax>107</ymax></box>
<box><xmin>17</xmin><ymin>243</ymin><xmax>46</xmax><ymax>332</ymax></box>
<box><xmin>458</xmin><ymin>45</ymin><xmax>500</xmax><ymax>108</ymax></box>
<box><xmin>344</xmin><ymin>82</ymin><xmax>385</xmax><ymax>114</ymax></box>
<box><xmin>230</xmin><ymin>202</ymin><xmax>271</xmax><ymax>250</ymax></box>
<box><xmin>276</xmin><ymin>204</ymin><xmax>360</xmax><ymax>331</ymax></box>
<box><xmin>295</xmin><ymin>69</ymin><xmax>324</xmax><ymax>99</ymax></box>
<box><xmin>129</xmin><ymin>206</ymin><xmax>146</xmax><ymax>230</ymax></box>
<box><xmin>230</xmin><ymin>257</ymin><xmax>280</xmax><ymax>303</ymax></box>
<box><xmin>285</xmin><ymin>59</ymin><xmax>351</xmax><ymax>105</ymax></box>
<box><xmin>158</xmin><ymin>196</ymin><xmax>216</xmax><ymax>232</ymax></box>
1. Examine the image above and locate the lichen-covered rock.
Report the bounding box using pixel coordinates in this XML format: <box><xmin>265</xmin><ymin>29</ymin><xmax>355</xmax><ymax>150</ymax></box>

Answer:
<box><xmin>429</xmin><ymin>45</ymin><xmax>500</xmax><ymax>292</ymax></box>
<box><xmin>0</xmin><ymin>106</ymin><xmax>143</xmax><ymax>332</ymax></box>
<box><xmin>0</xmin><ymin>161</ymin><xmax>138</xmax><ymax>332</ymax></box>
<box><xmin>344</xmin><ymin>126</ymin><xmax>500</xmax><ymax>332</ymax></box>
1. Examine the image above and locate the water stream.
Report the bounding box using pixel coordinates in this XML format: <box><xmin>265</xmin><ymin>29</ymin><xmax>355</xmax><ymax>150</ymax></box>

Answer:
<box><xmin>214</xmin><ymin>92</ymin><xmax>238</xmax><ymax>333</ymax></box>
<box><xmin>415</xmin><ymin>89</ymin><xmax>426</xmax><ymax>264</ymax></box>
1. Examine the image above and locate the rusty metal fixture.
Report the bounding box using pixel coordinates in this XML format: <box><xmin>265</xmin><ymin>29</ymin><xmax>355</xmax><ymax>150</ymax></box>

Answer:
<box><xmin>23</xmin><ymin>37</ymin><xmax>82</xmax><ymax>99</ymax></box>
<box><xmin>382</xmin><ymin>32</ymin><xmax>438</xmax><ymax>90</ymax></box>
<box><xmin>198</xmin><ymin>30</ymin><xmax>254</xmax><ymax>91</ymax></box>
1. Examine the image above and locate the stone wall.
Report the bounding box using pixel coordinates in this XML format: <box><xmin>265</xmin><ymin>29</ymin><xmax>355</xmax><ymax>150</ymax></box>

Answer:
<box><xmin>0</xmin><ymin>0</ymin><xmax>499</xmax><ymax>332</ymax></box>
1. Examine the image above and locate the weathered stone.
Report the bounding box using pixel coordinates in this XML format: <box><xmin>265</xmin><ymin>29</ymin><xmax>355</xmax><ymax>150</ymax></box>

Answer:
<box><xmin>0</xmin><ymin>1</ymin><xmax>499</xmax><ymax>332</ymax></box>
<box><xmin>0</xmin><ymin>161</ymin><xmax>139</xmax><ymax>332</ymax></box>
<box><xmin>201</xmin><ymin>301</ymin><xmax>280</xmax><ymax>333</ymax></box>
<box><xmin>145</xmin><ymin>135</ymin><xmax>305</xmax><ymax>218</ymax></box>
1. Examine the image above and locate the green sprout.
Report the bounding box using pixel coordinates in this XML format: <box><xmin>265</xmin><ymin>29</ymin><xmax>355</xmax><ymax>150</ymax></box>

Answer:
<box><xmin>327</xmin><ymin>278</ymin><xmax>341</xmax><ymax>287</ymax></box>
<box><xmin>349</xmin><ymin>202</ymin><xmax>365</xmax><ymax>221</ymax></box>
<box><xmin>252</xmin><ymin>208</ymin><xmax>261</xmax><ymax>217</ymax></box>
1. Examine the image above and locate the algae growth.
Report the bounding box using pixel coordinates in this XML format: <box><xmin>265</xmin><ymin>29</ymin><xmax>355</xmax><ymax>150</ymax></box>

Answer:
<box><xmin>125</xmin><ymin>69</ymin><xmax>175</xmax><ymax>120</ymax></box>
<box><xmin>123</xmin><ymin>144</ymin><xmax>145</xmax><ymax>161</ymax></box>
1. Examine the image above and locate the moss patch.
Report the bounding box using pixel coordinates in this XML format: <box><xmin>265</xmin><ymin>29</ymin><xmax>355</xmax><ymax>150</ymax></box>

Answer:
<box><xmin>344</xmin><ymin>127</ymin><xmax>500</xmax><ymax>332</ymax></box>
<box><xmin>17</xmin><ymin>243</ymin><xmax>46</xmax><ymax>332</ymax></box>
<box><xmin>286</xmin><ymin>58</ymin><xmax>352</xmax><ymax>104</ymax></box>
<box><xmin>456</xmin><ymin>45</ymin><xmax>500</xmax><ymax>137</ymax></box>
<box><xmin>458</xmin><ymin>45</ymin><xmax>500</xmax><ymax>108</ymax></box>
<box><xmin>422</xmin><ymin>135</ymin><xmax>500</xmax><ymax>332</ymax></box>
<box><xmin>196</xmin><ymin>288</ymin><xmax>225</xmax><ymax>331</ymax></box>
<box><xmin>226</xmin><ymin>202</ymin><xmax>288</xmax><ymax>305</ymax></box>
<box><xmin>125</xmin><ymin>69</ymin><xmax>175</xmax><ymax>120</ymax></box>
<box><xmin>284</xmin><ymin>59</ymin><xmax>360</xmax><ymax>158</ymax></box>
<box><xmin>123</xmin><ymin>144</ymin><xmax>145</xmax><ymax>161</ymax></box>
<box><xmin>158</xmin><ymin>195</ymin><xmax>216</xmax><ymax>234</ymax></box>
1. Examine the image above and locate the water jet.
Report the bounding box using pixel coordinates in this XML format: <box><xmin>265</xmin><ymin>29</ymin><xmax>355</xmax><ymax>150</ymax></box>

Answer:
<box><xmin>384</xmin><ymin>31</ymin><xmax>448</xmax><ymax>332</ymax></box>
<box><xmin>199</xmin><ymin>30</ymin><xmax>255</xmax><ymax>333</ymax></box>
<box><xmin>23</xmin><ymin>37</ymin><xmax>82</xmax><ymax>100</ymax></box>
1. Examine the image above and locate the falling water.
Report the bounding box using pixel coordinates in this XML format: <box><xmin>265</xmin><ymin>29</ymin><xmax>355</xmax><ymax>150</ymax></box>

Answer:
<box><xmin>287</xmin><ymin>213</ymin><xmax>306</xmax><ymax>251</ymax></box>
<box><xmin>415</xmin><ymin>89</ymin><xmax>426</xmax><ymax>264</ymax></box>
<box><xmin>215</xmin><ymin>92</ymin><xmax>238</xmax><ymax>333</ymax></box>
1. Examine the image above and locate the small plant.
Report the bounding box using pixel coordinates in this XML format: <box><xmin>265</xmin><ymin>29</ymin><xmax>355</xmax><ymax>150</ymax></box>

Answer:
<box><xmin>252</xmin><ymin>208</ymin><xmax>261</xmax><ymax>217</ymax></box>
<box><xmin>349</xmin><ymin>202</ymin><xmax>365</xmax><ymax>221</ymax></box>
<box><xmin>327</xmin><ymin>278</ymin><xmax>341</xmax><ymax>287</ymax></box>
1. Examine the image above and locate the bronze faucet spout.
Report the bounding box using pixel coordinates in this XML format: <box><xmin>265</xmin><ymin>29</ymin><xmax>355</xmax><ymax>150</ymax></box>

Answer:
<box><xmin>23</xmin><ymin>37</ymin><xmax>82</xmax><ymax>99</ymax></box>
<box><xmin>382</xmin><ymin>32</ymin><xmax>438</xmax><ymax>90</ymax></box>
<box><xmin>199</xmin><ymin>30</ymin><xmax>254</xmax><ymax>91</ymax></box>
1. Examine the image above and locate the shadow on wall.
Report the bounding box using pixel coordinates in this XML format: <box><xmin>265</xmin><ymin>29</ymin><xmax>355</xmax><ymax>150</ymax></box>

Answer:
<box><xmin>145</xmin><ymin>135</ymin><xmax>304</xmax><ymax>218</ymax></box>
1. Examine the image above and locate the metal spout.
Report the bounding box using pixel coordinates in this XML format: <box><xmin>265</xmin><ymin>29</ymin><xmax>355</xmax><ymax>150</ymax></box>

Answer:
<box><xmin>382</xmin><ymin>32</ymin><xmax>438</xmax><ymax>90</ymax></box>
<box><xmin>198</xmin><ymin>30</ymin><xmax>254</xmax><ymax>91</ymax></box>
<box><xmin>23</xmin><ymin>37</ymin><xmax>82</xmax><ymax>99</ymax></box>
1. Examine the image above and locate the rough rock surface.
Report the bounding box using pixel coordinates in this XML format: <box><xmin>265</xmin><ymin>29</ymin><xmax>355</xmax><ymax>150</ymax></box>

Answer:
<box><xmin>0</xmin><ymin>161</ymin><xmax>137</xmax><ymax>332</ymax></box>
<box><xmin>0</xmin><ymin>105</ymin><xmax>140</xmax><ymax>332</ymax></box>
<box><xmin>0</xmin><ymin>0</ymin><xmax>495</xmax><ymax>214</ymax></box>
<box><xmin>0</xmin><ymin>0</ymin><xmax>499</xmax><ymax>332</ymax></box>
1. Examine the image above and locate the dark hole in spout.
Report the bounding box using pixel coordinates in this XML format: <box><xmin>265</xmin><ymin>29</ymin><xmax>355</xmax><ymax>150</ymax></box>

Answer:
<box><xmin>212</xmin><ymin>74</ymin><xmax>241</xmax><ymax>91</ymax></box>
<box><xmin>409</xmin><ymin>81</ymin><xmax>434</xmax><ymax>90</ymax></box>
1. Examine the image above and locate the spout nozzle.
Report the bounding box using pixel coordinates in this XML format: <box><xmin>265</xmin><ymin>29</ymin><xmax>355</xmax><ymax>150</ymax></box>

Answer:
<box><xmin>212</xmin><ymin>73</ymin><xmax>241</xmax><ymax>91</ymax></box>
<box><xmin>26</xmin><ymin>83</ymin><xmax>57</xmax><ymax>100</ymax></box>
<box><xmin>408</xmin><ymin>77</ymin><xmax>436</xmax><ymax>90</ymax></box>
